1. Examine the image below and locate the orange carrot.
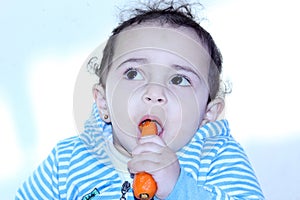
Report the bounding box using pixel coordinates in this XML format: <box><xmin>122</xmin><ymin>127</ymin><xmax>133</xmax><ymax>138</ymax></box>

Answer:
<box><xmin>133</xmin><ymin>121</ymin><xmax>158</xmax><ymax>200</ymax></box>
<box><xmin>139</xmin><ymin>120</ymin><xmax>158</xmax><ymax>136</ymax></box>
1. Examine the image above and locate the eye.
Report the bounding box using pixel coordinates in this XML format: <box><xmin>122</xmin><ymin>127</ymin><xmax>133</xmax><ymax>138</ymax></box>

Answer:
<box><xmin>124</xmin><ymin>68</ymin><xmax>143</xmax><ymax>80</ymax></box>
<box><xmin>170</xmin><ymin>75</ymin><xmax>191</xmax><ymax>86</ymax></box>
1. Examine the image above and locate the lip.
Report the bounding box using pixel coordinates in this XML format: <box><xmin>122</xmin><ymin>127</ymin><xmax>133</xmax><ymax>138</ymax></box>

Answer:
<box><xmin>138</xmin><ymin>115</ymin><xmax>164</xmax><ymax>137</ymax></box>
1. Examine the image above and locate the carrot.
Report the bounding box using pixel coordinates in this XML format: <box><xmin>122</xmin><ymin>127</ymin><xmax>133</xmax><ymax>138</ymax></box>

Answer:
<box><xmin>139</xmin><ymin>120</ymin><xmax>158</xmax><ymax>136</ymax></box>
<box><xmin>133</xmin><ymin>121</ymin><xmax>158</xmax><ymax>200</ymax></box>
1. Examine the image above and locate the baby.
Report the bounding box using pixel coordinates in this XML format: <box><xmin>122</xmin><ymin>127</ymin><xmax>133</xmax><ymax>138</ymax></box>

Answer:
<box><xmin>16</xmin><ymin>1</ymin><xmax>264</xmax><ymax>199</ymax></box>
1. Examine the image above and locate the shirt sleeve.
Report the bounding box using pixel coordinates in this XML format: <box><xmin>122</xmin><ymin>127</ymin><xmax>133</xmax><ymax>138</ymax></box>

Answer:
<box><xmin>15</xmin><ymin>146</ymin><xmax>60</xmax><ymax>199</ymax></box>
<box><xmin>163</xmin><ymin>138</ymin><xmax>265</xmax><ymax>200</ymax></box>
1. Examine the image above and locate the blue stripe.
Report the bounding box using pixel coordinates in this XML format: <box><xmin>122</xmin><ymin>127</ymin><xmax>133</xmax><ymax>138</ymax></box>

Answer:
<box><xmin>15</xmin><ymin>184</ymin><xmax>26</xmax><ymax>199</ymax></box>
<box><xmin>21</xmin><ymin>182</ymin><xmax>29</xmax><ymax>199</ymax></box>
<box><xmin>15</xmin><ymin>103</ymin><xmax>264</xmax><ymax>199</ymax></box>
<box><xmin>37</xmin><ymin>165</ymin><xmax>53</xmax><ymax>194</ymax></box>
<box><xmin>29</xmin><ymin>174</ymin><xmax>43</xmax><ymax>199</ymax></box>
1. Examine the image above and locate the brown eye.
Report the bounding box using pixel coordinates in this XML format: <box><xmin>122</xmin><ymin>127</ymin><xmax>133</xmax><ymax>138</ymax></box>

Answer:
<box><xmin>124</xmin><ymin>68</ymin><xmax>143</xmax><ymax>80</ymax></box>
<box><xmin>127</xmin><ymin>70</ymin><xmax>137</xmax><ymax>79</ymax></box>
<box><xmin>170</xmin><ymin>75</ymin><xmax>191</xmax><ymax>86</ymax></box>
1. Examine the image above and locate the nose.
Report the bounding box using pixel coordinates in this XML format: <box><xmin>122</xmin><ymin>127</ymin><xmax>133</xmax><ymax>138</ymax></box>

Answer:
<box><xmin>142</xmin><ymin>84</ymin><xmax>167</xmax><ymax>105</ymax></box>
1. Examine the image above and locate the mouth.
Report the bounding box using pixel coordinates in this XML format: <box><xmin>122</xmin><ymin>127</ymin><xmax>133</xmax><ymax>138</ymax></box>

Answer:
<box><xmin>138</xmin><ymin>117</ymin><xmax>163</xmax><ymax>137</ymax></box>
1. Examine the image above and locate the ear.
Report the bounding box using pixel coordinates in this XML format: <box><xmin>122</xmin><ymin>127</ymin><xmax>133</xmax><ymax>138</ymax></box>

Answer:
<box><xmin>200</xmin><ymin>98</ymin><xmax>225</xmax><ymax>126</ymax></box>
<box><xmin>93</xmin><ymin>84</ymin><xmax>111</xmax><ymax>123</ymax></box>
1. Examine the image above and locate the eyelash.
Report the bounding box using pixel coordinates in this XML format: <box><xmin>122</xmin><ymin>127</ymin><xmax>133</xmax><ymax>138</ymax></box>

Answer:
<box><xmin>179</xmin><ymin>74</ymin><xmax>191</xmax><ymax>83</ymax></box>
<box><xmin>123</xmin><ymin>67</ymin><xmax>134</xmax><ymax>74</ymax></box>
<box><xmin>172</xmin><ymin>74</ymin><xmax>192</xmax><ymax>86</ymax></box>
<box><xmin>123</xmin><ymin>67</ymin><xmax>143</xmax><ymax>80</ymax></box>
<box><xmin>122</xmin><ymin>66</ymin><xmax>193</xmax><ymax>86</ymax></box>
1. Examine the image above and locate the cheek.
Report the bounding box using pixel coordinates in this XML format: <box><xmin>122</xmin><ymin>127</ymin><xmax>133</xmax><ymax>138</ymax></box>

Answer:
<box><xmin>176</xmin><ymin>88</ymin><xmax>206</xmax><ymax>122</ymax></box>
<box><xmin>106</xmin><ymin>81</ymin><xmax>141</xmax><ymax>153</ymax></box>
<box><xmin>106</xmin><ymin>79</ymin><xmax>139</xmax><ymax>136</ymax></box>
<box><xmin>166</xmin><ymin>88</ymin><xmax>208</xmax><ymax>150</ymax></box>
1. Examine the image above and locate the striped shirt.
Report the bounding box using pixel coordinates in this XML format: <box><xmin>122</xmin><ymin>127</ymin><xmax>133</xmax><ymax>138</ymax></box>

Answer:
<box><xmin>16</xmin><ymin>103</ymin><xmax>264</xmax><ymax>199</ymax></box>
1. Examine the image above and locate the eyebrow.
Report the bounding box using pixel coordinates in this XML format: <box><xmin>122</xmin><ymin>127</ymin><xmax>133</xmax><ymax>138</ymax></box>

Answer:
<box><xmin>117</xmin><ymin>58</ymin><xmax>147</xmax><ymax>69</ymax></box>
<box><xmin>117</xmin><ymin>58</ymin><xmax>201</xmax><ymax>79</ymax></box>
<box><xmin>171</xmin><ymin>64</ymin><xmax>200</xmax><ymax>79</ymax></box>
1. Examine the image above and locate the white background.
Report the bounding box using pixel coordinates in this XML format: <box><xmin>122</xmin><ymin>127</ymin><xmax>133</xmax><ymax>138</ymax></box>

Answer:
<box><xmin>1</xmin><ymin>0</ymin><xmax>299</xmax><ymax>199</ymax></box>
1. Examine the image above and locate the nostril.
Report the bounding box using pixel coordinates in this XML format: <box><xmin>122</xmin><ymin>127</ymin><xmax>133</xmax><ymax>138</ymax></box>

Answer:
<box><xmin>142</xmin><ymin>88</ymin><xmax>167</xmax><ymax>104</ymax></box>
<box><xmin>157</xmin><ymin>98</ymin><xmax>164</xmax><ymax>103</ymax></box>
<box><xmin>145</xmin><ymin>97</ymin><xmax>151</xmax><ymax>101</ymax></box>
<box><xmin>144</xmin><ymin>96</ymin><xmax>165</xmax><ymax>104</ymax></box>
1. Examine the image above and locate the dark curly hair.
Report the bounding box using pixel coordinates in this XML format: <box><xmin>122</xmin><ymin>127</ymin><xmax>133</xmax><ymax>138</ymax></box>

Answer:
<box><xmin>95</xmin><ymin>0</ymin><xmax>225</xmax><ymax>100</ymax></box>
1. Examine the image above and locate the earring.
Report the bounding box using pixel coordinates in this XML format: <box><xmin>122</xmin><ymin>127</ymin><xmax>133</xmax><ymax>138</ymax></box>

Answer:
<box><xmin>103</xmin><ymin>114</ymin><xmax>109</xmax><ymax>120</ymax></box>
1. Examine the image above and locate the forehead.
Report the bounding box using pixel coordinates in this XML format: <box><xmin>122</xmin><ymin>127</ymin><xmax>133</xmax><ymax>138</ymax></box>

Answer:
<box><xmin>111</xmin><ymin>24</ymin><xmax>212</xmax><ymax>82</ymax></box>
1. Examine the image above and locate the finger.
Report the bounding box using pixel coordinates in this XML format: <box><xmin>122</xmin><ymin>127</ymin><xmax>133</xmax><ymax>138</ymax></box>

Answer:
<box><xmin>132</xmin><ymin>142</ymin><xmax>164</xmax><ymax>155</ymax></box>
<box><xmin>128</xmin><ymin>154</ymin><xmax>179</xmax><ymax>174</ymax></box>
<box><xmin>128</xmin><ymin>152</ymin><xmax>161</xmax><ymax>173</ymax></box>
<box><xmin>128</xmin><ymin>148</ymin><xmax>179</xmax><ymax>173</ymax></box>
<box><xmin>139</xmin><ymin>134</ymin><xmax>166</xmax><ymax>146</ymax></box>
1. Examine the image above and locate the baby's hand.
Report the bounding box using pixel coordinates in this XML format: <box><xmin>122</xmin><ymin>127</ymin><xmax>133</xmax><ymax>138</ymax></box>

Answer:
<box><xmin>128</xmin><ymin>135</ymin><xmax>180</xmax><ymax>199</ymax></box>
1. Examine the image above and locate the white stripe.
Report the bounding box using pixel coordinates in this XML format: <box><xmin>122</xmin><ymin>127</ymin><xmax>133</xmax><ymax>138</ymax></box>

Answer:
<box><xmin>15</xmin><ymin>103</ymin><xmax>263</xmax><ymax>199</ymax></box>
<box><xmin>29</xmin><ymin>175</ymin><xmax>47</xmax><ymax>199</ymax></box>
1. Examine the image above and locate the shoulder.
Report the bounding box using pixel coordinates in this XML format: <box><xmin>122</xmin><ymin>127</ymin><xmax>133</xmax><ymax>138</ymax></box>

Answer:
<box><xmin>54</xmin><ymin>136</ymin><xmax>83</xmax><ymax>153</ymax></box>
<box><xmin>49</xmin><ymin>135</ymin><xmax>111</xmax><ymax>178</ymax></box>
<box><xmin>197</xmin><ymin>119</ymin><xmax>238</xmax><ymax>148</ymax></box>
<box><xmin>199</xmin><ymin>120</ymin><xmax>249</xmax><ymax>163</ymax></box>
<box><xmin>197</xmin><ymin>119</ymin><xmax>230</xmax><ymax>139</ymax></box>
<box><xmin>51</xmin><ymin>135</ymin><xmax>94</xmax><ymax>164</ymax></box>
<box><xmin>202</xmin><ymin>135</ymin><xmax>248</xmax><ymax>163</ymax></box>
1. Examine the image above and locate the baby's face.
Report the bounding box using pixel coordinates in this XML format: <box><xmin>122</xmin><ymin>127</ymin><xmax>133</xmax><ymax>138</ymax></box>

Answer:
<box><xmin>105</xmin><ymin>24</ymin><xmax>211</xmax><ymax>154</ymax></box>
